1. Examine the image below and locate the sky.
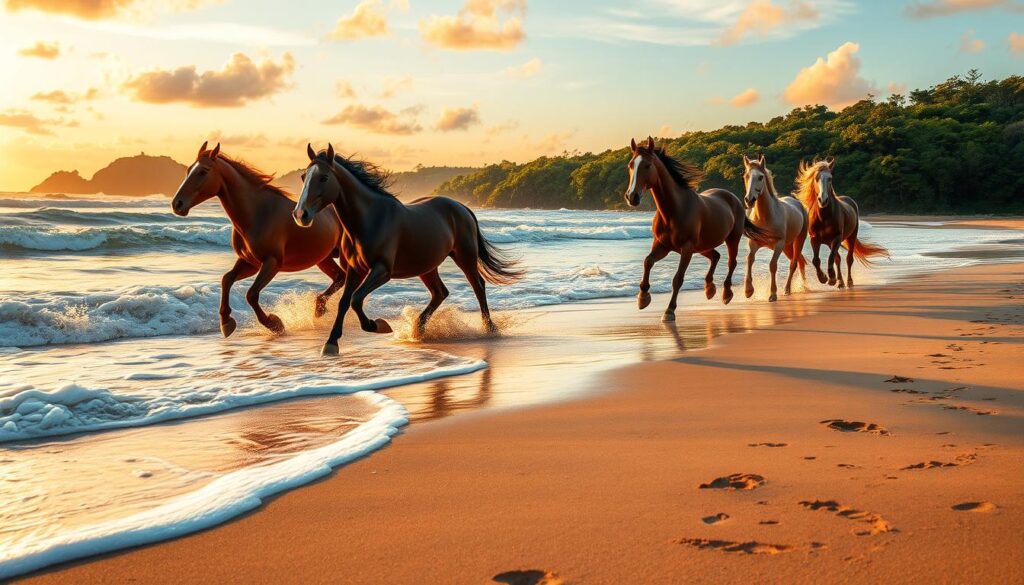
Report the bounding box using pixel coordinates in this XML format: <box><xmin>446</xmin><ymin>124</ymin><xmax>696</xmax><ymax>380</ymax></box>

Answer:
<box><xmin>0</xmin><ymin>0</ymin><xmax>1021</xmax><ymax>191</ymax></box>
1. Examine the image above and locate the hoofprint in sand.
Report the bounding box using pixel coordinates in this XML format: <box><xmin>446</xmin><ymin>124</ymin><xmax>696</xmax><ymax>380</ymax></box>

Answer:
<box><xmin>18</xmin><ymin>258</ymin><xmax>1024</xmax><ymax>584</ymax></box>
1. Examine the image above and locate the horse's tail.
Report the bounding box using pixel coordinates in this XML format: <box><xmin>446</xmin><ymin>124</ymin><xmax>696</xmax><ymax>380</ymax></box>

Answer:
<box><xmin>466</xmin><ymin>207</ymin><xmax>525</xmax><ymax>285</ymax></box>
<box><xmin>844</xmin><ymin>239</ymin><xmax>890</xmax><ymax>266</ymax></box>
<box><xmin>743</xmin><ymin>217</ymin><xmax>777</xmax><ymax>247</ymax></box>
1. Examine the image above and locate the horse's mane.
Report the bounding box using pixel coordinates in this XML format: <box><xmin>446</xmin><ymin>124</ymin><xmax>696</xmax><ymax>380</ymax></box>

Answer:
<box><xmin>316</xmin><ymin>150</ymin><xmax>397</xmax><ymax>199</ymax></box>
<box><xmin>651</xmin><ymin>148</ymin><xmax>703</xmax><ymax>191</ymax></box>
<box><xmin>794</xmin><ymin>159</ymin><xmax>830</xmax><ymax>213</ymax></box>
<box><xmin>218</xmin><ymin>154</ymin><xmax>294</xmax><ymax>201</ymax></box>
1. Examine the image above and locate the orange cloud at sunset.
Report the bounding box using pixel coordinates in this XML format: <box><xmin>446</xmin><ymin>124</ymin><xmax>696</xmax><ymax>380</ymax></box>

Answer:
<box><xmin>420</xmin><ymin>0</ymin><xmax>526</xmax><ymax>51</ymax></box>
<box><xmin>1010</xmin><ymin>32</ymin><xmax>1024</xmax><ymax>54</ymax></box>
<box><xmin>783</xmin><ymin>41</ymin><xmax>874</xmax><ymax>109</ymax></box>
<box><xmin>16</xmin><ymin>40</ymin><xmax>60</xmax><ymax>59</ymax></box>
<box><xmin>716</xmin><ymin>0</ymin><xmax>818</xmax><ymax>46</ymax></box>
<box><xmin>328</xmin><ymin>0</ymin><xmax>390</xmax><ymax>41</ymax></box>
<box><xmin>321</xmin><ymin>103</ymin><xmax>423</xmax><ymax>135</ymax></box>
<box><xmin>905</xmin><ymin>0</ymin><xmax>1020</xmax><ymax>19</ymax></box>
<box><xmin>122</xmin><ymin>53</ymin><xmax>295</xmax><ymax>107</ymax></box>
<box><xmin>435</xmin><ymin>106</ymin><xmax>481</xmax><ymax>131</ymax></box>
<box><xmin>729</xmin><ymin>88</ymin><xmax>760</xmax><ymax>107</ymax></box>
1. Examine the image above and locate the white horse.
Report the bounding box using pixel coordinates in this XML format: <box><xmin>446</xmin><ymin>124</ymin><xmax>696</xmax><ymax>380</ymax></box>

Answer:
<box><xmin>742</xmin><ymin>154</ymin><xmax>808</xmax><ymax>301</ymax></box>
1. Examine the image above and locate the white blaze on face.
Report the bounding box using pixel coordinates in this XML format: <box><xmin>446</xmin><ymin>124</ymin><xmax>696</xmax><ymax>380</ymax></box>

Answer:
<box><xmin>297</xmin><ymin>166</ymin><xmax>318</xmax><ymax>220</ymax></box>
<box><xmin>176</xmin><ymin>162</ymin><xmax>200</xmax><ymax>194</ymax></box>
<box><xmin>746</xmin><ymin>168</ymin><xmax>764</xmax><ymax>203</ymax></box>
<box><xmin>627</xmin><ymin>154</ymin><xmax>643</xmax><ymax>194</ymax></box>
<box><xmin>817</xmin><ymin>168</ymin><xmax>832</xmax><ymax>205</ymax></box>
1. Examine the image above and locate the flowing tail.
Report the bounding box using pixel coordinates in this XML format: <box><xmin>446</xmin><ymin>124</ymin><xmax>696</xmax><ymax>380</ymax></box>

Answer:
<box><xmin>743</xmin><ymin>217</ymin><xmax>777</xmax><ymax>247</ymax></box>
<box><xmin>467</xmin><ymin>208</ymin><xmax>525</xmax><ymax>285</ymax></box>
<box><xmin>843</xmin><ymin>239</ymin><xmax>890</xmax><ymax>266</ymax></box>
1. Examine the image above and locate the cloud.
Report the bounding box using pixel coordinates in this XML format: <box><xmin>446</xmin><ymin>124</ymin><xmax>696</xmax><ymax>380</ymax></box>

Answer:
<box><xmin>959</xmin><ymin>29</ymin><xmax>985</xmax><ymax>53</ymax></box>
<box><xmin>505</xmin><ymin>57</ymin><xmax>542</xmax><ymax>78</ymax></box>
<box><xmin>783</xmin><ymin>41</ymin><xmax>874</xmax><ymax>109</ymax></box>
<box><xmin>716</xmin><ymin>0</ymin><xmax>819</xmax><ymax>46</ymax></box>
<box><xmin>485</xmin><ymin>120</ymin><xmax>519</xmax><ymax>136</ymax></box>
<box><xmin>378</xmin><ymin>75</ymin><xmax>413</xmax><ymax>98</ymax></box>
<box><xmin>328</xmin><ymin>0</ymin><xmax>390</xmax><ymax>40</ymax></box>
<box><xmin>528</xmin><ymin>129</ymin><xmax>576</xmax><ymax>154</ymax></box>
<box><xmin>420</xmin><ymin>0</ymin><xmax>526</xmax><ymax>51</ymax></box>
<box><xmin>17</xmin><ymin>41</ymin><xmax>60</xmax><ymax>59</ymax></box>
<box><xmin>3</xmin><ymin>0</ymin><xmax>209</xmax><ymax>20</ymax></box>
<box><xmin>904</xmin><ymin>0</ymin><xmax>1023</xmax><ymax>18</ymax></box>
<box><xmin>435</xmin><ymin>106</ymin><xmax>481</xmax><ymax>131</ymax></box>
<box><xmin>887</xmin><ymin>82</ymin><xmax>908</xmax><ymax>95</ymax></box>
<box><xmin>30</xmin><ymin>88</ymin><xmax>99</xmax><ymax>105</ymax></box>
<box><xmin>336</xmin><ymin>80</ymin><xmax>357</xmax><ymax>99</ymax></box>
<box><xmin>322</xmin><ymin>103</ymin><xmax>423</xmax><ymax>135</ymax></box>
<box><xmin>730</xmin><ymin>88</ymin><xmax>760</xmax><ymax>107</ymax></box>
<box><xmin>0</xmin><ymin>110</ymin><xmax>55</xmax><ymax>135</ymax></box>
<box><xmin>123</xmin><ymin>52</ymin><xmax>295</xmax><ymax>107</ymax></box>
<box><xmin>1011</xmin><ymin>32</ymin><xmax>1024</xmax><ymax>54</ymax></box>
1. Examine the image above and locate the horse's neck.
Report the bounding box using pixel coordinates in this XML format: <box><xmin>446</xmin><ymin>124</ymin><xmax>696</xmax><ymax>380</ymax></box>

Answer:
<box><xmin>332</xmin><ymin>163</ymin><xmax>398</xmax><ymax>238</ymax></box>
<box><xmin>650</xmin><ymin>163</ymin><xmax>697</xmax><ymax>220</ymax></box>
<box><xmin>216</xmin><ymin>163</ymin><xmax>273</xmax><ymax>231</ymax></box>
<box><xmin>753</xmin><ymin>186</ymin><xmax>780</xmax><ymax>219</ymax></box>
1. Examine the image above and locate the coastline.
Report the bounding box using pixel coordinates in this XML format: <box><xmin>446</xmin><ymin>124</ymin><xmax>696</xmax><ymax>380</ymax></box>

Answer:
<box><xmin>19</xmin><ymin>256</ymin><xmax>1024</xmax><ymax>584</ymax></box>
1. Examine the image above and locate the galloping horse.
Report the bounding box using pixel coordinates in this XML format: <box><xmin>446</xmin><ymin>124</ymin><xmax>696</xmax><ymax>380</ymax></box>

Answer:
<box><xmin>794</xmin><ymin>159</ymin><xmax>888</xmax><ymax>288</ymax></box>
<box><xmin>171</xmin><ymin>142</ymin><xmax>346</xmax><ymax>336</ymax></box>
<box><xmin>624</xmin><ymin>137</ymin><xmax>776</xmax><ymax>322</ymax></box>
<box><xmin>292</xmin><ymin>144</ymin><xmax>523</xmax><ymax>356</ymax></box>
<box><xmin>742</xmin><ymin>154</ymin><xmax>808</xmax><ymax>301</ymax></box>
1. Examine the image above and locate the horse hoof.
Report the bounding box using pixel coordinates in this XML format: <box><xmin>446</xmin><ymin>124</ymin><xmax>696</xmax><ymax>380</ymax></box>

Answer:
<box><xmin>828</xmin><ymin>278</ymin><xmax>837</xmax><ymax>286</ymax></box>
<box><xmin>817</xmin><ymin>274</ymin><xmax>828</xmax><ymax>284</ymax></box>
<box><xmin>637</xmin><ymin>291</ymin><xmax>651</xmax><ymax>310</ymax></box>
<box><xmin>321</xmin><ymin>343</ymin><xmax>340</xmax><ymax>356</ymax></box>
<box><xmin>744</xmin><ymin>285</ymin><xmax>754</xmax><ymax>299</ymax></box>
<box><xmin>485</xmin><ymin>320</ymin><xmax>500</xmax><ymax>335</ymax></box>
<box><xmin>314</xmin><ymin>297</ymin><xmax>328</xmax><ymax>318</ymax></box>
<box><xmin>220</xmin><ymin>317</ymin><xmax>237</xmax><ymax>338</ymax></box>
<box><xmin>837</xmin><ymin>282</ymin><xmax>846</xmax><ymax>289</ymax></box>
<box><xmin>374</xmin><ymin>318</ymin><xmax>393</xmax><ymax>334</ymax></box>
<box><xmin>265</xmin><ymin>314</ymin><xmax>285</xmax><ymax>334</ymax></box>
<box><xmin>722</xmin><ymin>289</ymin><xmax>734</xmax><ymax>305</ymax></box>
<box><xmin>769</xmin><ymin>294</ymin><xmax>778</xmax><ymax>302</ymax></box>
<box><xmin>705</xmin><ymin>284</ymin><xmax>716</xmax><ymax>300</ymax></box>
<box><xmin>662</xmin><ymin>311</ymin><xmax>675</xmax><ymax>322</ymax></box>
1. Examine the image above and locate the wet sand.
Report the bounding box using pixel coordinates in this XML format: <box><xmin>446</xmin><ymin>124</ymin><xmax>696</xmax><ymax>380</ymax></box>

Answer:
<box><xmin>19</xmin><ymin>260</ymin><xmax>1024</xmax><ymax>584</ymax></box>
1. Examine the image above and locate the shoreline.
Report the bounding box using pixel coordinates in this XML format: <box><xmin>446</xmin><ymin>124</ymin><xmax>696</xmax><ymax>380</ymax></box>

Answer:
<box><xmin>19</xmin><ymin>257</ymin><xmax>1024</xmax><ymax>584</ymax></box>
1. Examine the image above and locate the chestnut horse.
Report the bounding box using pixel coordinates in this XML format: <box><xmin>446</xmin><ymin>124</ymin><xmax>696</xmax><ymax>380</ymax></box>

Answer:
<box><xmin>624</xmin><ymin>137</ymin><xmax>776</xmax><ymax>322</ymax></box>
<box><xmin>741</xmin><ymin>154</ymin><xmax>808</xmax><ymax>301</ymax></box>
<box><xmin>794</xmin><ymin>158</ymin><xmax>888</xmax><ymax>288</ymax></box>
<box><xmin>171</xmin><ymin>142</ymin><xmax>346</xmax><ymax>336</ymax></box>
<box><xmin>293</xmin><ymin>144</ymin><xmax>523</xmax><ymax>356</ymax></box>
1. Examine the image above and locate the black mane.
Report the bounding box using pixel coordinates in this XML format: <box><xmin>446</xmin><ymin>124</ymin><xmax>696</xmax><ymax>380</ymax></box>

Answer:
<box><xmin>652</xmin><ymin>148</ymin><xmax>703</xmax><ymax>191</ymax></box>
<box><xmin>316</xmin><ymin>150</ymin><xmax>396</xmax><ymax>199</ymax></box>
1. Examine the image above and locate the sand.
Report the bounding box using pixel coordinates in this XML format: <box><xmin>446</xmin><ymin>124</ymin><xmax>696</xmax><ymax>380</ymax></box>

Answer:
<box><xmin>20</xmin><ymin>261</ymin><xmax>1024</xmax><ymax>584</ymax></box>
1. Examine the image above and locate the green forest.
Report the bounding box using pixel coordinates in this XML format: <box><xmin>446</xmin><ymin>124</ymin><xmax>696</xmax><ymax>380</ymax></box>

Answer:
<box><xmin>435</xmin><ymin>72</ymin><xmax>1024</xmax><ymax>213</ymax></box>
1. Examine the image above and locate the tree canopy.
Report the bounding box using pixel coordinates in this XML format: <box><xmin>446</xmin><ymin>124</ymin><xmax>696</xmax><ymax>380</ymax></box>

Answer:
<box><xmin>435</xmin><ymin>72</ymin><xmax>1024</xmax><ymax>213</ymax></box>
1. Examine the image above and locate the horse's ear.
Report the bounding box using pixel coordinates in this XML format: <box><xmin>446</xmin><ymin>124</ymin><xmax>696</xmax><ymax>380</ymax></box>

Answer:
<box><xmin>210</xmin><ymin>143</ymin><xmax>220</xmax><ymax>159</ymax></box>
<box><xmin>826</xmin><ymin>156</ymin><xmax>836</xmax><ymax>170</ymax></box>
<box><xmin>630</xmin><ymin>138</ymin><xmax>637</xmax><ymax>153</ymax></box>
<box><xmin>742</xmin><ymin>154</ymin><xmax>751</xmax><ymax>167</ymax></box>
<box><xmin>326</xmin><ymin>143</ymin><xmax>335</xmax><ymax>162</ymax></box>
<box><xmin>758</xmin><ymin>153</ymin><xmax>766</xmax><ymax>165</ymax></box>
<box><xmin>307</xmin><ymin>143</ymin><xmax>316</xmax><ymax>161</ymax></box>
<box><xmin>646</xmin><ymin>136</ymin><xmax>655</xmax><ymax>151</ymax></box>
<box><xmin>197</xmin><ymin>140</ymin><xmax>208</xmax><ymax>159</ymax></box>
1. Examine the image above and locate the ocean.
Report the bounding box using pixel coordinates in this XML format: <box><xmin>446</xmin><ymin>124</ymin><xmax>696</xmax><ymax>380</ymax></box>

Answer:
<box><xmin>0</xmin><ymin>192</ymin><xmax>1020</xmax><ymax>577</ymax></box>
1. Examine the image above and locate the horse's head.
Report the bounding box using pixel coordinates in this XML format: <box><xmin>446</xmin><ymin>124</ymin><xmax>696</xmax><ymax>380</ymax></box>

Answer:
<box><xmin>294</xmin><ymin>143</ymin><xmax>339</xmax><ymax>228</ymax></box>
<box><xmin>742</xmin><ymin>154</ymin><xmax>768</xmax><ymax>209</ymax></box>
<box><xmin>814</xmin><ymin>158</ymin><xmax>836</xmax><ymax>208</ymax></box>
<box><xmin>172</xmin><ymin>141</ymin><xmax>222</xmax><ymax>216</ymax></box>
<box><xmin>624</xmin><ymin>136</ymin><xmax>658</xmax><ymax>207</ymax></box>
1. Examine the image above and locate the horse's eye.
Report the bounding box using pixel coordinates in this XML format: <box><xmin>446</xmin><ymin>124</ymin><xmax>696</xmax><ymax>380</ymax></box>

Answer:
<box><xmin>198</xmin><ymin>169</ymin><xmax>207</xmax><ymax>176</ymax></box>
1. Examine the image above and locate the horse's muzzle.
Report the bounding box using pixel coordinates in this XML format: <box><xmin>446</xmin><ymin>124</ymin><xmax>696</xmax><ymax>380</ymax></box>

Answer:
<box><xmin>293</xmin><ymin>207</ymin><xmax>314</xmax><ymax>227</ymax></box>
<box><xmin>171</xmin><ymin>198</ymin><xmax>188</xmax><ymax>217</ymax></box>
<box><xmin>624</xmin><ymin>192</ymin><xmax>641</xmax><ymax>207</ymax></box>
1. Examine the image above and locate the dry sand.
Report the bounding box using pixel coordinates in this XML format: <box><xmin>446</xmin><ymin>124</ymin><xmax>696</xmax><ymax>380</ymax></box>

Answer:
<box><xmin>21</xmin><ymin>262</ymin><xmax>1024</xmax><ymax>585</ymax></box>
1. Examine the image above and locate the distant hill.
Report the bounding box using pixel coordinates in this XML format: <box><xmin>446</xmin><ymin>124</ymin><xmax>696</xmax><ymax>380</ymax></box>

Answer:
<box><xmin>32</xmin><ymin>153</ymin><xmax>186</xmax><ymax>196</ymax></box>
<box><xmin>277</xmin><ymin>165</ymin><xmax>479</xmax><ymax>201</ymax></box>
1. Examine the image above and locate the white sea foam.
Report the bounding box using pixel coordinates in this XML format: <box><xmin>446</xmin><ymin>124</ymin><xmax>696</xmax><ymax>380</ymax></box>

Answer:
<box><xmin>0</xmin><ymin>224</ymin><xmax>231</xmax><ymax>252</ymax></box>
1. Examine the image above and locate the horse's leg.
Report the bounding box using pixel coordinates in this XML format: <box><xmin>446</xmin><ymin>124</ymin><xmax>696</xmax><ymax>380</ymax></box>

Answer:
<box><xmin>827</xmin><ymin>241</ymin><xmax>840</xmax><ymax>287</ymax></box>
<box><xmin>744</xmin><ymin>240</ymin><xmax>760</xmax><ymax>299</ymax></box>
<box><xmin>219</xmin><ymin>258</ymin><xmax>257</xmax><ymax>338</ymax></box>
<box><xmin>783</xmin><ymin>246</ymin><xmax>798</xmax><ymax>296</ymax></box>
<box><xmin>767</xmin><ymin>241</ymin><xmax>785</xmax><ymax>302</ymax></box>
<box><xmin>638</xmin><ymin>243</ymin><xmax>670</xmax><ymax>310</ymax></box>
<box><xmin>722</xmin><ymin>236</ymin><xmax>739</xmax><ymax>305</ymax></box>
<box><xmin>702</xmin><ymin>249</ymin><xmax>721</xmax><ymax>300</ymax></box>
<box><xmin>322</xmin><ymin>269</ymin><xmax>360</xmax><ymax>355</ymax></box>
<box><xmin>246</xmin><ymin>258</ymin><xmax>284</xmax><ymax>334</ymax></box>
<box><xmin>455</xmin><ymin>260</ymin><xmax>497</xmax><ymax>334</ymax></box>
<box><xmin>416</xmin><ymin>268</ymin><xmax>450</xmax><ymax>338</ymax></box>
<box><xmin>314</xmin><ymin>258</ymin><xmax>346</xmax><ymax>318</ymax></box>
<box><xmin>811</xmin><ymin>236</ymin><xmax>828</xmax><ymax>284</ymax></box>
<box><xmin>350</xmin><ymin>263</ymin><xmax>393</xmax><ymax>334</ymax></box>
<box><xmin>663</xmin><ymin>249</ymin><xmax>693</xmax><ymax>322</ymax></box>
<box><xmin>845</xmin><ymin>235</ymin><xmax>857</xmax><ymax>288</ymax></box>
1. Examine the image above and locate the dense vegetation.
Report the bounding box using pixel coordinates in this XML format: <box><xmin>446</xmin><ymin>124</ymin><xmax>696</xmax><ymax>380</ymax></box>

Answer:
<box><xmin>435</xmin><ymin>72</ymin><xmax>1024</xmax><ymax>213</ymax></box>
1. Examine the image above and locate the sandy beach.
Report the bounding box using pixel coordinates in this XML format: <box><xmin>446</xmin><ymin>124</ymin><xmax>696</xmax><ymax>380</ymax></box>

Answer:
<box><xmin>18</xmin><ymin>251</ymin><xmax>1023</xmax><ymax>584</ymax></box>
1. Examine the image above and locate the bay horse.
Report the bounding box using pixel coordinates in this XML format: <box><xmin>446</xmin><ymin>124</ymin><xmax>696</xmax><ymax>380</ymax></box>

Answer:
<box><xmin>741</xmin><ymin>154</ymin><xmax>808</xmax><ymax>301</ymax></box>
<box><xmin>794</xmin><ymin>158</ymin><xmax>888</xmax><ymax>288</ymax></box>
<box><xmin>624</xmin><ymin>137</ymin><xmax>776</xmax><ymax>322</ymax></box>
<box><xmin>171</xmin><ymin>141</ymin><xmax>346</xmax><ymax>337</ymax></box>
<box><xmin>292</xmin><ymin>144</ymin><xmax>523</xmax><ymax>356</ymax></box>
